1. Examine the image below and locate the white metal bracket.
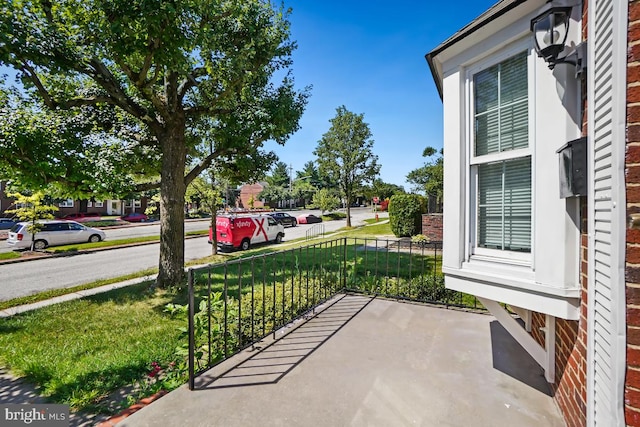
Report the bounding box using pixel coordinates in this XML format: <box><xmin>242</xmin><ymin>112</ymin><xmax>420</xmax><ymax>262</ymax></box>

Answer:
<box><xmin>478</xmin><ymin>297</ymin><xmax>556</xmax><ymax>383</ymax></box>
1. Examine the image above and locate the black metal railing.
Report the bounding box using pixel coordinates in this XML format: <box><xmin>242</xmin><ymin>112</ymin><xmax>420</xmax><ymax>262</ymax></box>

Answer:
<box><xmin>305</xmin><ymin>223</ymin><xmax>325</xmax><ymax>240</ymax></box>
<box><xmin>187</xmin><ymin>237</ymin><xmax>480</xmax><ymax>389</ymax></box>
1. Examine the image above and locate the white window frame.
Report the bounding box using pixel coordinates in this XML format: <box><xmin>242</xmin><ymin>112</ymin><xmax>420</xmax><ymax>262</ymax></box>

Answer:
<box><xmin>58</xmin><ymin>199</ymin><xmax>74</xmax><ymax>208</ymax></box>
<box><xmin>465</xmin><ymin>40</ymin><xmax>535</xmax><ymax>266</ymax></box>
<box><xmin>94</xmin><ymin>200</ymin><xmax>103</xmax><ymax>208</ymax></box>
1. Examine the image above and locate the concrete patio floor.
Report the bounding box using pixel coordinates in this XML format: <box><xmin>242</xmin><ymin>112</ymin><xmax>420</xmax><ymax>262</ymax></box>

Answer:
<box><xmin>119</xmin><ymin>294</ymin><xmax>565</xmax><ymax>427</ymax></box>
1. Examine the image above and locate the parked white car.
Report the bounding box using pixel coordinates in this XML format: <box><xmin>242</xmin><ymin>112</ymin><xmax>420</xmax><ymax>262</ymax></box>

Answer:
<box><xmin>6</xmin><ymin>220</ymin><xmax>106</xmax><ymax>250</ymax></box>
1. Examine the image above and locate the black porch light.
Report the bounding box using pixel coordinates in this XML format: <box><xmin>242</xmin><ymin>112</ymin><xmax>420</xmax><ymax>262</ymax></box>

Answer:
<box><xmin>530</xmin><ymin>3</ymin><xmax>587</xmax><ymax>77</ymax></box>
<box><xmin>530</xmin><ymin>6</ymin><xmax>572</xmax><ymax>68</ymax></box>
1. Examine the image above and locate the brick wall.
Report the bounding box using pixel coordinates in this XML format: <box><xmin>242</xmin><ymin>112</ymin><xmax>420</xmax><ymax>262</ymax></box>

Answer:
<box><xmin>421</xmin><ymin>214</ymin><xmax>443</xmax><ymax>241</ymax></box>
<box><xmin>627</xmin><ymin>1</ymin><xmax>640</xmax><ymax>424</ymax></box>
<box><xmin>239</xmin><ymin>183</ymin><xmax>266</xmax><ymax>209</ymax></box>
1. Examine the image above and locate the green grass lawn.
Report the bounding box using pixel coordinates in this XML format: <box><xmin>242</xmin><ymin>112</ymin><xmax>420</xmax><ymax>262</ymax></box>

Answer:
<box><xmin>344</xmin><ymin>221</ymin><xmax>392</xmax><ymax>236</ymax></box>
<box><xmin>0</xmin><ymin>283</ymin><xmax>185</xmax><ymax>413</ymax></box>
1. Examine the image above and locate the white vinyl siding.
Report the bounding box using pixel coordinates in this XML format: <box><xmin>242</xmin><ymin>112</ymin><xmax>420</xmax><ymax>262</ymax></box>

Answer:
<box><xmin>587</xmin><ymin>0</ymin><xmax>627</xmax><ymax>425</ymax></box>
<box><xmin>472</xmin><ymin>51</ymin><xmax>531</xmax><ymax>255</ymax></box>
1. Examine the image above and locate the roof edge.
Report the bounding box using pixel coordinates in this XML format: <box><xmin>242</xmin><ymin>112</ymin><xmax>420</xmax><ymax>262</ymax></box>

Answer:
<box><xmin>425</xmin><ymin>0</ymin><xmax>530</xmax><ymax>99</ymax></box>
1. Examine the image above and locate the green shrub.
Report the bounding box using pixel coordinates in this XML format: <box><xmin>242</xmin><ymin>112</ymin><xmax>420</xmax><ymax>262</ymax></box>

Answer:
<box><xmin>388</xmin><ymin>194</ymin><xmax>425</xmax><ymax>237</ymax></box>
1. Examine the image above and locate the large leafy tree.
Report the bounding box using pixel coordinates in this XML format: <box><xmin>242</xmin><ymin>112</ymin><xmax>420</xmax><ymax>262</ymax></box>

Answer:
<box><xmin>0</xmin><ymin>1</ymin><xmax>309</xmax><ymax>287</ymax></box>
<box><xmin>406</xmin><ymin>147</ymin><xmax>443</xmax><ymax>213</ymax></box>
<box><xmin>267</xmin><ymin>161</ymin><xmax>291</xmax><ymax>188</ymax></box>
<box><xmin>291</xmin><ymin>179</ymin><xmax>315</xmax><ymax>208</ymax></box>
<box><xmin>314</xmin><ymin>106</ymin><xmax>380</xmax><ymax>227</ymax></box>
<box><xmin>296</xmin><ymin>161</ymin><xmax>320</xmax><ymax>184</ymax></box>
<box><xmin>259</xmin><ymin>185</ymin><xmax>287</xmax><ymax>207</ymax></box>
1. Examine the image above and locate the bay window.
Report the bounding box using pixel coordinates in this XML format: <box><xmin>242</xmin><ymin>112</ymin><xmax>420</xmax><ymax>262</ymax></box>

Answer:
<box><xmin>471</xmin><ymin>51</ymin><xmax>531</xmax><ymax>261</ymax></box>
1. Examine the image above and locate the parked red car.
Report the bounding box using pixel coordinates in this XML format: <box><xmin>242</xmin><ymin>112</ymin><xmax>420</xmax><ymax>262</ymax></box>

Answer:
<box><xmin>297</xmin><ymin>214</ymin><xmax>323</xmax><ymax>224</ymax></box>
<box><xmin>120</xmin><ymin>213</ymin><xmax>149</xmax><ymax>222</ymax></box>
<box><xmin>62</xmin><ymin>212</ymin><xmax>101</xmax><ymax>222</ymax></box>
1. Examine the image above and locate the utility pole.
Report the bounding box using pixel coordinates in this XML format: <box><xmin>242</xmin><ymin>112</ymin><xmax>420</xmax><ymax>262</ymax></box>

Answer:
<box><xmin>289</xmin><ymin>163</ymin><xmax>293</xmax><ymax>209</ymax></box>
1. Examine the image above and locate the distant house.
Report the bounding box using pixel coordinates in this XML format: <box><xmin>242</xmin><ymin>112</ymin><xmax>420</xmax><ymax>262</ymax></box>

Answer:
<box><xmin>238</xmin><ymin>182</ymin><xmax>267</xmax><ymax>209</ymax></box>
<box><xmin>55</xmin><ymin>198</ymin><xmax>148</xmax><ymax>217</ymax></box>
<box><xmin>0</xmin><ymin>182</ymin><xmax>148</xmax><ymax>217</ymax></box>
<box><xmin>427</xmin><ymin>0</ymin><xmax>634</xmax><ymax>425</ymax></box>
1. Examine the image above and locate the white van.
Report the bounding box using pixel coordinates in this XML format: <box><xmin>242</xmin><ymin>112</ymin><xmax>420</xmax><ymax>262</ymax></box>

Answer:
<box><xmin>6</xmin><ymin>220</ymin><xmax>106</xmax><ymax>250</ymax></box>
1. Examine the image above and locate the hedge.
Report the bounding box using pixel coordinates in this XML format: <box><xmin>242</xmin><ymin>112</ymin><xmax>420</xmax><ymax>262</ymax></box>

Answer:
<box><xmin>388</xmin><ymin>194</ymin><xmax>425</xmax><ymax>237</ymax></box>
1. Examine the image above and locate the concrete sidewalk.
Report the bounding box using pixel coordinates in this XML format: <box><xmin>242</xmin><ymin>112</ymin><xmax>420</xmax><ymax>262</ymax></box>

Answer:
<box><xmin>119</xmin><ymin>295</ymin><xmax>564</xmax><ymax>427</ymax></box>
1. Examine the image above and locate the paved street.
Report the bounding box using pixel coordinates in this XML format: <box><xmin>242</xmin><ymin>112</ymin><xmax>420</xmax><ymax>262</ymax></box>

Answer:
<box><xmin>0</xmin><ymin>209</ymin><xmax>387</xmax><ymax>302</ymax></box>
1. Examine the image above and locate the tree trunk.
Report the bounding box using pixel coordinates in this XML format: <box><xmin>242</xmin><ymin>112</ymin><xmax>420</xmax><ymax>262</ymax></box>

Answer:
<box><xmin>346</xmin><ymin>196</ymin><xmax>352</xmax><ymax>227</ymax></box>
<box><xmin>156</xmin><ymin>124</ymin><xmax>187</xmax><ymax>289</ymax></box>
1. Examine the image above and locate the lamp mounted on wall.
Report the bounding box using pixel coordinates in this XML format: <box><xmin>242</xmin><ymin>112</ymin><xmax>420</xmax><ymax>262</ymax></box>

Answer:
<box><xmin>530</xmin><ymin>2</ymin><xmax>587</xmax><ymax>77</ymax></box>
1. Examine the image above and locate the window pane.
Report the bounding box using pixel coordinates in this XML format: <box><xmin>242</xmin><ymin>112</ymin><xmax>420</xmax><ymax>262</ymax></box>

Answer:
<box><xmin>475</xmin><ymin>65</ymin><xmax>499</xmax><ymax>113</ymax></box>
<box><xmin>475</xmin><ymin>111</ymin><xmax>499</xmax><ymax>156</ymax></box>
<box><xmin>499</xmin><ymin>101</ymin><xmax>528</xmax><ymax>151</ymax></box>
<box><xmin>474</xmin><ymin>51</ymin><xmax>528</xmax><ymax>156</ymax></box>
<box><xmin>500</xmin><ymin>53</ymin><xmax>527</xmax><ymax>104</ymax></box>
<box><xmin>478</xmin><ymin>157</ymin><xmax>531</xmax><ymax>252</ymax></box>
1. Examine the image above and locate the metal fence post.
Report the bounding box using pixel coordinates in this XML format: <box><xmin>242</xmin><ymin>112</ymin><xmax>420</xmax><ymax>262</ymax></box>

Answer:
<box><xmin>342</xmin><ymin>237</ymin><xmax>347</xmax><ymax>290</ymax></box>
<box><xmin>188</xmin><ymin>268</ymin><xmax>195</xmax><ymax>391</ymax></box>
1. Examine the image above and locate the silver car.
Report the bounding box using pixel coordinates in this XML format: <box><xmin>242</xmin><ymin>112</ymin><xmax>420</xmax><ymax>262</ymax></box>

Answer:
<box><xmin>6</xmin><ymin>220</ymin><xmax>106</xmax><ymax>250</ymax></box>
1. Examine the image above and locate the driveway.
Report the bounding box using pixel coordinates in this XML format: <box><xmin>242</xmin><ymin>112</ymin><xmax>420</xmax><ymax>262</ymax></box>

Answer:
<box><xmin>119</xmin><ymin>296</ymin><xmax>564</xmax><ymax>427</ymax></box>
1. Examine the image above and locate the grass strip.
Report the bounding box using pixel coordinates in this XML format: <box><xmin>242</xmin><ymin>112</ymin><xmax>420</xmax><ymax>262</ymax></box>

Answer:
<box><xmin>0</xmin><ymin>251</ymin><xmax>21</xmax><ymax>261</ymax></box>
<box><xmin>0</xmin><ymin>269</ymin><xmax>158</xmax><ymax>311</ymax></box>
<box><xmin>186</xmin><ymin>229</ymin><xmax>208</xmax><ymax>236</ymax></box>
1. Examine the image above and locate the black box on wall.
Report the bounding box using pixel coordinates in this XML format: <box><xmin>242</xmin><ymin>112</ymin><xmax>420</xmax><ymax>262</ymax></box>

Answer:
<box><xmin>557</xmin><ymin>137</ymin><xmax>587</xmax><ymax>198</ymax></box>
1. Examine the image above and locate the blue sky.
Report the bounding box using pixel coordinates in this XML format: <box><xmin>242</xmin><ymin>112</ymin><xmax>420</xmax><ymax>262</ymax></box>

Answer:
<box><xmin>265</xmin><ymin>0</ymin><xmax>498</xmax><ymax>189</ymax></box>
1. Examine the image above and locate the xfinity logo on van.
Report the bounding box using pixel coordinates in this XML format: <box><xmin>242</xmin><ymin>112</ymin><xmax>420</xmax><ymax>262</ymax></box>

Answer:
<box><xmin>234</xmin><ymin>219</ymin><xmax>254</xmax><ymax>229</ymax></box>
